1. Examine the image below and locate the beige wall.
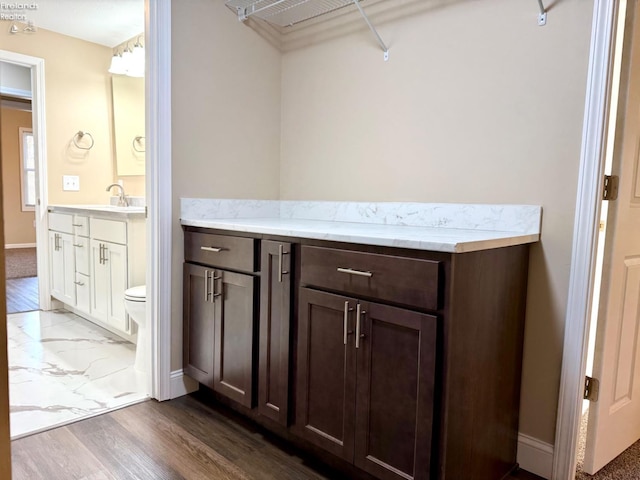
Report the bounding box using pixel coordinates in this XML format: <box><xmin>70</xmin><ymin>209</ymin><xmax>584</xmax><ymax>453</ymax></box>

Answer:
<box><xmin>0</xmin><ymin>107</ymin><xmax>35</xmax><ymax>245</ymax></box>
<box><xmin>171</xmin><ymin>0</ymin><xmax>595</xmax><ymax>446</ymax></box>
<box><xmin>170</xmin><ymin>0</ymin><xmax>282</xmax><ymax>368</ymax></box>
<box><xmin>0</xmin><ymin>27</ymin><xmax>133</xmax><ymax>204</ymax></box>
<box><xmin>279</xmin><ymin>0</ymin><xmax>593</xmax><ymax>444</ymax></box>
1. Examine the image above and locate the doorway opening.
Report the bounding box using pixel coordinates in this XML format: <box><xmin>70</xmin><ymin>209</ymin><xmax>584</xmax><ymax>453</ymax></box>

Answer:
<box><xmin>0</xmin><ymin>67</ymin><xmax>38</xmax><ymax>315</ymax></box>
<box><xmin>0</xmin><ymin>7</ymin><xmax>152</xmax><ymax>439</ymax></box>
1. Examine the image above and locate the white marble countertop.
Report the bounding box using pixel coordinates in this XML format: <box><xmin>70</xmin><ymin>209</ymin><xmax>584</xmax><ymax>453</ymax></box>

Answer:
<box><xmin>181</xmin><ymin>199</ymin><xmax>542</xmax><ymax>253</ymax></box>
<box><xmin>49</xmin><ymin>204</ymin><xmax>145</xmax><ymax>219</ymax></box>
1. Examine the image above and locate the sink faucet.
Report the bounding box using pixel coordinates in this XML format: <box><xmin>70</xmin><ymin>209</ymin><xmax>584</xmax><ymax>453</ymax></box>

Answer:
<box><xmin>106</xmin><ymin>183</ymin><xmax>129</xmax><ymax>207</ymax></box>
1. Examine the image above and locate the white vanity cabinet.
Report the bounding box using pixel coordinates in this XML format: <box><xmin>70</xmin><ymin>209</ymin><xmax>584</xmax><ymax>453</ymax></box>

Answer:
<box><xmin>49</xmin><ymin>213</ymin><xmax>76</xmax><ymax>306</ymax></box>
<box><xmin>48</xmin><ymin>208</ymin><xmax>145</xmax><ymax>340</ymax></box>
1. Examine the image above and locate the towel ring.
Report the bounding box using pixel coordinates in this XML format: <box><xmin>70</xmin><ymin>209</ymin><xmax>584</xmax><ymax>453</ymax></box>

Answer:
<box><xmin>73</xmin><ymin>131</ymin><xmax>94</xmax><ymax>150</ymax></box>
<box><xmin>132</xmin><ymin>136</ymin><xmax>145</xmax><ymax>153</ymax></box>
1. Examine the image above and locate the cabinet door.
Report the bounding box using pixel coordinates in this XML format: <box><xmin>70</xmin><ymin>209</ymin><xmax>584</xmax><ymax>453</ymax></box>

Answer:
<box><xmin>258</xmin><ymin>240</ymin><xmax>292</xmax><ymax>425</ymax></box>
<box><xmin>213</xmin><ymin>270</ymin><xmax>256</xmax><ymax>408</ymax></box>
<box><xmin>296</xmin><ymin>288</ymin><xmax>356</xmax><ymax>462</ymax></box>
<box><xmin>50</xmin><ymin>230</ymin><xmax>76</xmax><ymax>306</ymax></box>
<box><xmin>183</xmin><ymin>263</ymin><xmax>216</xmax><ymax>388</ymax></box>
<box><xmin>105</xmin><ymin>242</ymin><xmax>128</xmax><ymax>333</ymax></box>
<box><xmin>90</xmin><ymin>240</ymin><xmax>109</xmax><ymax>323</ymax></box>
<box><xmin>354</xmin><ymin>301</ymin><xmax>437</xmax><ymax>480</ymax></box>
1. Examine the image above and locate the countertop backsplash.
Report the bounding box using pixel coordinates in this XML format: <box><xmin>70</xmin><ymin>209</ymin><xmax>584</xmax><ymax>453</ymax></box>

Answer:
<box><xmin>181</xmin><ymin>198</ymin><xmax>541</xmax><ymax>234</ymax></box>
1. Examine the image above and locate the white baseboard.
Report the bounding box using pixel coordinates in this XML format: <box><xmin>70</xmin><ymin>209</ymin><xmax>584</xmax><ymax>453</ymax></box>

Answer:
<box><xmin>170</xmin><ymin>369</ymin><xmax>199</xmax><ymax>399</ymax></box>
<box><xmin>517</xmin><ymin>433</ymin><xmax>554</xmax><ymax>479</ymax></box>
<box><xmin>5</xmin><ymin>243</ymin><xmax>36</xmax><ymax>249</ymax></box>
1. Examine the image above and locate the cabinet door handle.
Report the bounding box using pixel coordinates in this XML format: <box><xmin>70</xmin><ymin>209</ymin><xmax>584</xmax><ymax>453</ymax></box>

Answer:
<box><xmin>201</xmin><ymin>246</ymin><xmax>224</xmax><ymax>253</ymax></box>
<box><xmin>212</xmin><ymin>274</ymin><xmax>222</xmax><ymax>300</ymax></box>
<box><xmin>356</xmin><ymin>304</ymin><xmax>366</xmax><ymax>349</ymax></box>
<box><xmin>74</xmin><ymin>281</ymin><xmax>85</xmax><ymax>286</ymax></box>
<box><xmin>204</xmin><ymin>269</ymin><xmax>210</xmax><ymax>302</ymax></box>
<box><xmin>72</xmin><ymin>223</ymin><xmax>83</xmax><ymax>227</ymax></box>
<box><xmin>102</xmin><ymin>244</ymin><xmax>109</xmax><ymax>263</ymax></box>
<box><xmin>344</xmin><ymin>301</ymin><xmax>350</xmax><ymax>345</ymax></box>
<box><xmin>337</xmin><ymin>267</ymin><xmax>373</xmax><ymax>278</ymax></box>
<box><xmin>73</xmin><ymin>243</ymin><xmax>83</xmax><ymax>248</ymax></box>
<box><xmin>278</xmin><ymin>244</ymin><xmax>289</xmax><ymax>283</ymax></box>
<box><xmin>54</xmin><ymin>233</ymin><xmax>59</xmax><ymax>251</ymax></box>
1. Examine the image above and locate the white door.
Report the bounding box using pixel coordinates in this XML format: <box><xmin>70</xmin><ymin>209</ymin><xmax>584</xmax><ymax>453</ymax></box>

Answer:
<box><xmin>584</xmin><ymin>2</ymin><xmax>640</xmax><ymax>473</ymax></box>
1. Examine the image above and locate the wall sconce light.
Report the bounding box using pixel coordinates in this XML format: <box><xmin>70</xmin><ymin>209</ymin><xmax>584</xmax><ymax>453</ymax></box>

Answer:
<box><xmin>108</xmin><ymin>52</ymin><xmax>127</xmax><ymax>75</ymax></box>
<box><xmin>9</xmin><ymin>23</ymin><xmax>19</xmax><ymax>34</ymax></box>
<box><xmin>109</xmin><ymin>36</ymin><xmax>144</xmax><ymax>78</ymax></box>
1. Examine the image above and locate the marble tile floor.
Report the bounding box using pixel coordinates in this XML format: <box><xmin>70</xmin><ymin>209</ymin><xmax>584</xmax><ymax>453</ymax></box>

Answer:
<box><xmin>7</xmin><ymin>309</ymin><xmax>149</xmax><ymax>439</ymax></box>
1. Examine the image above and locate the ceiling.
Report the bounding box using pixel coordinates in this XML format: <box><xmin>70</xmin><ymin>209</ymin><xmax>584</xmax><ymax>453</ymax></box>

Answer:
<box><xmin>15</xmin><ymin>0</ymin><xmax>144</xmax><ymax>48</ymax></box>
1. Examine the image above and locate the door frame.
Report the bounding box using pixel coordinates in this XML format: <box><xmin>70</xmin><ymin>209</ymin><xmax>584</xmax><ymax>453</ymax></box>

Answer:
<box><xmin>146</xmin><ymin>0</ymin><xmax>173</xmax><ymax>400</ymax></box>
<box><xmin>553</xmin><ymin>1</ymin><xmax>620</xmax><ymax>479</ymax></box>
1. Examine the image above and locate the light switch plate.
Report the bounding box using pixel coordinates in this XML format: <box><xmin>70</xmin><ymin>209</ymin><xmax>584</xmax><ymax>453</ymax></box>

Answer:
<box><xmin>63</xmin><ymin>175</ymin><xmax>80</xmax><ymax>191</ymax></box>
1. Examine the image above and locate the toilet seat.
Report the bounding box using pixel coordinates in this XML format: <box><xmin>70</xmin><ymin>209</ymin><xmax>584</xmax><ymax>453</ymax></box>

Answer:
<box><xmin>124</xmin><ymin>285</ymin><xmax>146</xmax><ymax>302</ymax></box>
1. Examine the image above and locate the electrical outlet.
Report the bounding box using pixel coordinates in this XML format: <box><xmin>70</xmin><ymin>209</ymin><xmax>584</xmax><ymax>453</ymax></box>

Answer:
<box><xmin>63</xmin><ymin>175</ymin><xmax>80</xmax><ymax>191</ymax></box>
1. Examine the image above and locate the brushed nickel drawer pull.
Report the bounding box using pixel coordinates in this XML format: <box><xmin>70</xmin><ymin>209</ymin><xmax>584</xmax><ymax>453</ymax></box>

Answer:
<box><xmin>73</xmin><ymin>243</ymin><xmax>83</xmax><ymax>248</ymax></box>
<box><xmin>204</xmin><ymin>269</ymin><xmax>210</xmax><ymax>302</ymax></box>
<box><xmin>72</xmin><ymin>223</ymin><xmax>84</xmax><ymax>227</ymax></box>
<box><xmin>278</xmin><ymin>244</ymin><xmax>289</xmax><ymax>283</ymax></box>
<box><xmin>337</xmin><ymin>267</ymin><xmax>373</xmax><ymax>278</ymax></box>
<box><xmin>201</xmin><ymin>246</ymin><xmax>224</xmax><ymax>253</ymax></box>
<box><xmin>74</xmin><ymin>281</ymin><xmax>85</xmax><ymax>286</ymax></box>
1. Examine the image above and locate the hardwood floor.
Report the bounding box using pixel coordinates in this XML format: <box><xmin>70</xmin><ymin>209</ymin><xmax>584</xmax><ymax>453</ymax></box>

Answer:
<box><xmin>11</xmin><ymin>392</ymin><xmax>546</xmax><ymax>480</ymax></box>
<box><xmin>6</xmin><ymin>276</ymin><xmax>38</xmax><ymax>314</ymax></box>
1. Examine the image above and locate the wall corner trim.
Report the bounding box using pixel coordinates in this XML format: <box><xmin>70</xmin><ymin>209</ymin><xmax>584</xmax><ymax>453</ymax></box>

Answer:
<box><xmin>169</xmin><ymin>369</ymin><xmax>199</xmax><ymax>399</ymax></box>
<box><xmin>518</xmin><ymin>433</ymin><xmax>554</xmax><ymax>480</ymax></box>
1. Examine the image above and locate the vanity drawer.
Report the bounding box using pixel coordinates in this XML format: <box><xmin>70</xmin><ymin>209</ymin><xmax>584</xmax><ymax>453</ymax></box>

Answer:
<box><xmin>75</xmin><ymin>273</ymin><xmax>90</xmax><ymax>314</ymax></box>
<box><xmin>72</xmin><ymin>215</ymin><xmax>89</xmax><ymax>237</ymax></box>
<box><xmin>90</xmin><ymin>218</ymin><xmax>127</xmax><ymax>244</ymax></box>
<box><xmin>49</xmin><ymin>212</ymin><xmax>73</xmax><ymax>234</ymax></box>
<box><xmin>184</xmin><ymin>231</ymin><xmax>257</xmax><ymax>272</ymax></box>
<box><xmin>74</xmin><ymin>236</ymin><xmax>90</xmax><ymax>275</ymax></box>
<box><xmin>300</xmin><ymin>246</ymin><xmax>441</xmax><ymax>311</ymax></box>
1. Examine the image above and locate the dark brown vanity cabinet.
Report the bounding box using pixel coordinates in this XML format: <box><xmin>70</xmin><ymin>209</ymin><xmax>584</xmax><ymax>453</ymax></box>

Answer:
<box><xmin>258</xmin><ymin>240</ymin><xmax>292</xmax><ymax>425</ymax></box>
<box><xmin>183</xmin><ymin>227</ymin><xmax>531</xmax><ymax>480</ymax></box>
<box><xmin>183</xmin><ymin>231</ymin><xmax>258</xmax><ymax>408</ymax></box>
<box><xmin>296</xmin><ymin>248</ymin><xmax>438</xmax><ymax>480</ymax></box>
<box><xmin>295</xmin><ymin>244</ymin><xmax>530</xmax><ymax>480</ymax></box>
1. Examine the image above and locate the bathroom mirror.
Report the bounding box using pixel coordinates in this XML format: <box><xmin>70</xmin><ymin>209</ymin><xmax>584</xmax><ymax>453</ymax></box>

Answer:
<box><xmin>111</xmin><ymin>76</ymin><xmax>145</xmax><ymax>176</ymax></box>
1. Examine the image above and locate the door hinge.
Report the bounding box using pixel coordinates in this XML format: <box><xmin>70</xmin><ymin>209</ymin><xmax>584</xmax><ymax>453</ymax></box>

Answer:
<box><xmin>603</xmin><ymin>175</ymin><xmax>619</xmax><ymax>201</ymax></box>
<box><xmin>584</xmin><ymin>376</ymin><xmax>599</xmax><ymax>402</ymax></box>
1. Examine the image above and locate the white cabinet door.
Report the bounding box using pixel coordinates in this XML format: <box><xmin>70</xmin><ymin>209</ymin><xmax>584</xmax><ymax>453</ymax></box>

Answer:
<box><xmin>106</xmin><ymin>242</ymin><xmax>128</xmax><ymax>333</ymax></box>
<box><xmin>90</xmin><ymin>239</ymin><xmax>110</xmax><ymax>324</ymax></box>
<box><xmin>90</xmin><ymin>239</ymin><xmax>129</xmax><ymax>334</ymax></box>
<box><xmin>49</xmin><ymin>230</ymin><xmax>76</xmax><ymax>306</ymax></box>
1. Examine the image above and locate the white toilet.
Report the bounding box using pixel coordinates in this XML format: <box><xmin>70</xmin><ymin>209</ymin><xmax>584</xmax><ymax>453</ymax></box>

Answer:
<box><xmin>124</xmin><ymin>285</ymin><xmax>147</xmax><ymax>374</ymax></box>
